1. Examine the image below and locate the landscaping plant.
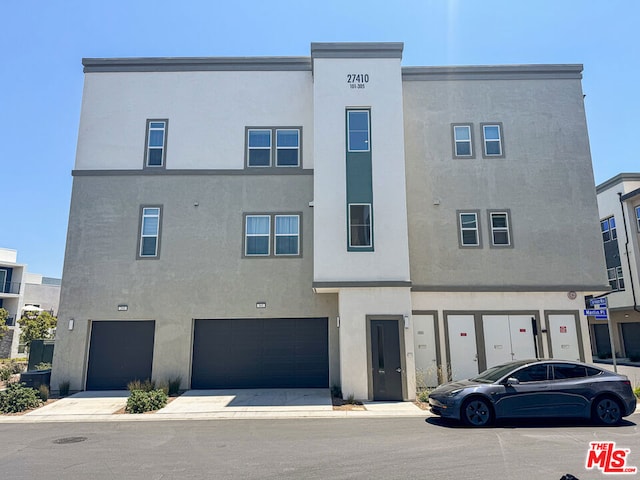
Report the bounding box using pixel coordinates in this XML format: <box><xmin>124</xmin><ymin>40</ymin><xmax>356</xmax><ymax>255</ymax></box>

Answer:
<box><xmin>126</xmin><ymin>388</ymin><xmax>168</xmax><ymax>414</ymax></box>
<box><xmin>0</xmin><ymin>383</ymin><xmax>42</xmax><ymax>413</ymax></box>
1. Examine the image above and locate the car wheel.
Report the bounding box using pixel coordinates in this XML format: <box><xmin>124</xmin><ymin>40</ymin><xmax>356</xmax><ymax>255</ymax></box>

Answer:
<box><xmin>592</xmin><ymin>396</ymin><xmax>623</xmax><ymax>425</ymax></box>
<box><xmin>461</xmin><ymin>397</ymin><xmax>493</xmax><ymax>427</ymax></box>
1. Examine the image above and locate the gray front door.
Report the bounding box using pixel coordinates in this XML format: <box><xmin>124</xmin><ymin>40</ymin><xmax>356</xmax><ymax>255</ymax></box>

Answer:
<box><xmin>370</xmin><ymin>319</ymin><xmax>403</xmax><ymax>400</ymax></box>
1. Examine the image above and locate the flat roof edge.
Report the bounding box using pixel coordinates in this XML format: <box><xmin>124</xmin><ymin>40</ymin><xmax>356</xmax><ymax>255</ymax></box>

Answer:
<box><xmin>596</xmin><ymin>173</ymin><xmax>640</xmax><ymax>193</ymax></box>
<box><xmin>83</xmin><ymin>57</ymin><xmax>312</xmax><ymax>73</ymax></box>
<box><xmin>402</xmin><ymin>64</ymin><xmax>584</xmax><ymax>81</ymax></box>
<box><xmin>311</xmin><ymin>42</ymin><xmax>403</xmax><ymax>59</ymax></box>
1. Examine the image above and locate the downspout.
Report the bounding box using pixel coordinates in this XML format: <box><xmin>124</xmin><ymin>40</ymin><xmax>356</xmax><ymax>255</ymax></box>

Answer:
<box><xmin>618</xmin><ymin>192</ymin><xmax>640</xmax><ymax>313</ymax></box>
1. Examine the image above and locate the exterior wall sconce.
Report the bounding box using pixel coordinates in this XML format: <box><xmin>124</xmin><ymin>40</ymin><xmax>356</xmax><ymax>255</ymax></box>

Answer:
<box><xmin>117</xmin><ymin>305</ymin><xmax>128</xmax><ymax>311</ymax></box>
<box><xmin>404</xmin><ymin>315</ymin><xmax>410</xmax><ymax>329</ymax></box>
<box><xmin>68</xmin><ymin>318</ymin><xmax>74</xmax><ymax>330</ymax></box>
<box><xmin>337</xmin><ymin>316</ymin><xmax>340</xmax><ymax>328</ymax></box>
<box><xmin>256</xmin><ymin>302</ymin><xmax>266</xmax><ymax>309</ymax></box>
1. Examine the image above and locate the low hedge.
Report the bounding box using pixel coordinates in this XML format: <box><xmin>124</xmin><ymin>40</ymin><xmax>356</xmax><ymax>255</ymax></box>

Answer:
<box><xmin>0</xmin><ymin>383</ymin><xmax>43</xmax><ymax>413</ymax></box>
<box><xmin>125</xmin><ymin>389</ymin><xmax>168</xmax><ymax>414</ymax></box>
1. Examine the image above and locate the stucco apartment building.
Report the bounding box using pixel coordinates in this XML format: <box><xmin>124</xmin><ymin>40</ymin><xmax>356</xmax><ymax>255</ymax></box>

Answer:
<box><xmin>592</xmin><ymin>173</ymin><xmax>640</xmax><ymax>359</ymax></box>
<box><xmin>51</xmin><ymin>42</ymin><xmax>608</xmax><ymax>400</ymax></box>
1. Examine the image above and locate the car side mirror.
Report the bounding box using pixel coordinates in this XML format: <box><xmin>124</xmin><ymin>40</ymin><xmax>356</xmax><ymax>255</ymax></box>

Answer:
<box><xmin>505</xmin><ymin>377</ymin><xmax>520</xmax><ymax>386</ymax></box>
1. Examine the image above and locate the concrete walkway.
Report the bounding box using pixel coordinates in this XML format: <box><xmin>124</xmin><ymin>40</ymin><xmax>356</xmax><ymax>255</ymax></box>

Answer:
<box><xmin>0</xmin><ymin>388</ymin><xmax>427</xmax><ymax>423</ymax></box>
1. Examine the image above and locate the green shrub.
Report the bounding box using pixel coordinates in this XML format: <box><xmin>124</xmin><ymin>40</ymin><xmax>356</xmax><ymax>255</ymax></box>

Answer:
<box><xmin>125</xmin><ymin>389</ymin><xmax>168</xmax><ymax>414</ymax></box>
<box><xmin>34</xmin><ymin>362</ymin><xmax>52</xmax><ymax>371</ymax></box>
<box><xmin>38</xmin><ymin>384</ymin><xmax>49</xmax><ymax>401</ymax></box>
<box><xmin>330</xmin><ymin>384</ymin><xmax>342</xmax><ymax>398</ymax></box>
<box><xmin>127</xmin><ymin>379</ymin><xmax>155</xmax><ymax>392</ymax></box>
<box><xmin>633</xmin><ymin>386</ymin><xmax>640</xmax><ymax>399</ymax></box>
<box><xmin>417</xmin><ymin>389</ymin><xmax>430</xmax><ymax>403</ymax></box>
<box><xmin>0</xmin><ymin>367</ymin><xmax>11</xmax><ymax>383</ymax></box>
<box><xmin>58</xmin><ymin>381</ymin><xmax>70</xmax><ymax>397</ymax></box>
<box><xmin>167</xmin><ymin>377</ymin><xmax>182</xmax><ymax>396</ymax></box>
<box><xmin>0</xmin><ymin>383</ymin><xmax>43</xmax><ymax>413</ymax></box>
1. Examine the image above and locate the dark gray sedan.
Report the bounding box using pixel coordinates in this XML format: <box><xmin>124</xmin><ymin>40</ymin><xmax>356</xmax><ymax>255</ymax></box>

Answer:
<box><xmin>428</xmin><ymin>359</ymin><xmax>637</xmax><ymax>427</ymax></box>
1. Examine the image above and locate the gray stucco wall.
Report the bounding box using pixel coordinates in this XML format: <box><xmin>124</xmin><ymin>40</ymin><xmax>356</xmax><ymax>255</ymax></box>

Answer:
<box><xmin>23</xmin><ymin>283</ymin><xmax>61</xmax><ymax>314</ymax></box>
<box><xmin>52</xmin><ymin>173</ymin><xmax>339</xmax><ymax>391</ymax></box>
<box><xmin>403</xmin><ymin>77</ymin><xmax>608</xmax><ymax>289</ymax></box>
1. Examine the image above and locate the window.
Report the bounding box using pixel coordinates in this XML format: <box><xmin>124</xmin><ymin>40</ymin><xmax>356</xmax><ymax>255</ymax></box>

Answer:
<box><xmin>452</xmin><ymin>124</ymin><xmax>473</xmax><ymax>158</ymax></box>
<box><xmin>608</xmin><ymin>266</ymin><xmax>625</xmax><ymax>291</ymax></box>
<box><xmin>347</xmin><ymin>110</ymin><xmax>370</xmax><ymax>152</ymax></box>
<box><xmin>551</xmin><ymin>364</ymin><xmax>589</xmax><ymax>380</ymax></box>
<box><xmin>244</xmin><ymin>214</ymin><xmax>301</xmax><ymax>257</ymax></box>
<box><xmin>489</xmin><ymin>211</ymin><xmax>512</xmax><ymax>247</ymax></box>
<box><xmin>458</xmin><ymin>211</ymin><xmax>480</xmax><ymax>247</ymax></box>
<box><xmin>481</xmin><ymin>123</ymin><xmax>503</xmax><ymax>157</ymax></box>
<box><xmin>246</xmin><ymin>128</ymin><xmax>301</xmax><ymax>168</ymax></box>
<box><xmin>635</xmin><ymin>206</ymin><xmax>640</xmax><ymax>232</ymax></box>
<box><xmin>511</xmin><ymin>364</ymin><xmax>548</xmax><ymax>383</ymax></box>
<box><xmin>139</xmin><ymin>206</ymin><xmax>161</xmax><ymax>258</ymax></box>
<box><xmin>601</xmin><ymin>216</ymin><xmax>617</xmax><ymax>242</ymax></box>
<box><xmin>145</xmin><ymin>120</ymin><xmax>167</xmax><ymax>167</ymax></box>
<box><xmin>349</xmin><ymin>204</ymin><xmax>372</xmax><ymax>248</ymax></box>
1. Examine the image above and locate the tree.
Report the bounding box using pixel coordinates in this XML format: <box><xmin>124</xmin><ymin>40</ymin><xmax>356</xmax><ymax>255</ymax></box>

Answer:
<box><xmin>18</xmin><ymin>311</ymin><xmax>57</xmax><ymax>349</ymax></box>
<box><xmin>0</xmin><ymin>308</ymin><xmax>8</xmax><ymax>340</ymax></box>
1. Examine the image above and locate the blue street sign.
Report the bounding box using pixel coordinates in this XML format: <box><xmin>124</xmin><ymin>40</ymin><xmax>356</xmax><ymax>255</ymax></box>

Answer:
<box><xmin>584</xmin><ymin>309</ymin><xmax>607</xmax><ymax>316</ymax></box>
<box><xmin>590</xmin><ymin>298</ymin><xmax>608</xmax><ymax>308</ymax></box>
<box><xmin>594</xmin><ymin>315</ymin><xmax>608</xmax><ymax>320</ymax></box>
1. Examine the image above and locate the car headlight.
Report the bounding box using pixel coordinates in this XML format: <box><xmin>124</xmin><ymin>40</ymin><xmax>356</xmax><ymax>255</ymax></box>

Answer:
<box><xmin>447</xmin><ymin>388</ymin><xmax>463</xmax><ymax>396</ymax></box>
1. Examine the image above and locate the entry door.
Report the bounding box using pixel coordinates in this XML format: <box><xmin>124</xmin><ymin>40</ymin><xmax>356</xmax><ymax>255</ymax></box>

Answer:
<box><xmin>548</xmin><ymin>314</ymin><xmax>580</xmax><ymax>361</ymax></box>
<box><xmin>413</xmin><ymin>314</ymin><xmax>438</xmax><ymax>387</ymax></box>
<box><xmin>370</xmin><ymin>319</ymin><xmax>403</xmax><ymax>400</ymax></box>
<box><xmin>447</xmin><ymin>315</ymin><xmax>478</xmax><ymax>381</ymax></box>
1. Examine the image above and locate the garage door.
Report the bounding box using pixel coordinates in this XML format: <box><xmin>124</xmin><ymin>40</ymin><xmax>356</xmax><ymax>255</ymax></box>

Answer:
<box><xmin>86</xmin><ymin>321</ymin><xmax>155</xmax><ymax>390</ymax></box>
<box><xmin>622</xmin><ymin>322</ymin><xmax>640</xmax><ymax>357</ymax></box>
<box><xmin>192</xmin><ymin>318</ymin><xmax>328</xmax><ymax>389</ymax></box>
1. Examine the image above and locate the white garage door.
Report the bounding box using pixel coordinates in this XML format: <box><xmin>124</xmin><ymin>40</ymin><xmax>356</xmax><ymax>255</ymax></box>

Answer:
<box><xmin>547</xmin><ymin>314</ymin><xmax>581</xmax><ymax>361</ymax></box>
<box><xmin>483</xmin><ymin>315</ymin><xmax>537</xmax><ymax>368</ymax></box>
<box><xmin>413</xmin><ymin>314</ymin><xmax>438</xmax><ymax>387</ymax></box>
<box><xmin>447</xmin><ymin>315</ymin><xmax>478</xmax><ymax>381</ymax></box>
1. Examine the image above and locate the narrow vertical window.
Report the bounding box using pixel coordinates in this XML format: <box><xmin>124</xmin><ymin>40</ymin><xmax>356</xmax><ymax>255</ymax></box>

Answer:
<box><xmin>276</xmin><ymin>129</ymin><xmax>300</xmax><ymax>167</ymax></box>
<box><xmin>609</xmin><ymin>217</ymin><xmax>617</xmax><ymax>240</ymax></box>
<box><xmin>490</xmin><ymin>212</ymin><xmax>511</xmax><ymax>246</ymax></box>
<box><xmin>245</xmin><ymin>215</ymin><xmax>271</xmax><ymax>256</ymax></box>
<box><xmin>601</xmin><ymin>217</ymin><xmax>616</xmax><ymax>242</ymax></box>
<box><xmin>636</xmin><ymin>206</ymin><xmax>640</xmax><ymax>232</ymax></box>
<box><xmin>459</xmin><ymin>212</ymin><xmax>479</xmax><ymax>247</ymax></box>
<box><xmin>482</xmin><ymin>124</ymin><xmax>503</xmax><ymax>157</ymax></box>
<box><xmin>275</xmin><ymin>215</ymin><xmax>300</xmax><ymax>255</ymax></box>
<box><xmin>139</xmin><ymin>207</ymin><xmax>161</xmax><ymax>258</ymax></box>
<box><xmin>145</xmin><ymin>120</ymin><xmax>167</xmax><ymax>167</ymax></box>
<box><xmin>347</xmin><ymin>110</ymin><xmax>370</xmax><ymax>152</ymax></box>
<box><xmin>452</xmin><ymin>124</ymin><xmax>473</xmax><ymax>157</ymax></box>
<box><xmin>247</xmin><ymin>130</ymin><xmax>272</xmax><ymax>167</ymax></box>
<box><xmin>349</xmin><ymin>204</ymin><xmax>372</xmax><ymax>248</ymax></box>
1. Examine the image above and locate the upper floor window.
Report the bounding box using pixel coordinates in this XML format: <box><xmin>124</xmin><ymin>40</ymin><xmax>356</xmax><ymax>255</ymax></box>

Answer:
<box><xmin>348</xmin><ymin>204</ymin><xmax>372</xmax><ymax>248</ymax></box>
<box><xmin>138</xmin><ymin>206</ymin><xmax>162</xmax><ymax>258</ymax></box>
<box><xmin>458</xmin><ymin>211</ymin><xmax>480</xmax><ymax>247</ymax></box>
<box><xmin>489</xmin><ymin>211</ymin><xmax>512</xmax><ymax>247</ymax></box>
<box><xmin>635</xmin><ymin>206</ymin><xmax>640</xmax><ymax>232</ymax></box>
<box><xmin>452</xmin><ymin>124</ymin><xmax>474</xmax><ymax>158</ymax></box>
<box><xmin>608</xmin><ymin>266</ymin><xmax>625</xmax><ymax>291</ymax></box>
<box><xmin>145</xmin><ymin>120</ymin><xmax>167</xmax><ymax>168</ymax></box>
<box><xmin>601</xmin><ymin>216</ymin><xmax>617</xmax><ymax>242</ymax></box>
<box><xmin>481</xmin><ymin>123</ymin><xmax>503</xmax><ymax>157</ymax></box>
<box><xmin>347</xmin><ymin>110</ymin><xmax>370</xmax><ymax>152</ymax></box>
<box><xmin>244</xmin><ymin>213</ymin><xmax>301</xmax><ymax>257</ymax></box>
<box><xmin>246</xmin><ymin>127</ymin><xmax>301</xmax><ymax>168</ymax></box>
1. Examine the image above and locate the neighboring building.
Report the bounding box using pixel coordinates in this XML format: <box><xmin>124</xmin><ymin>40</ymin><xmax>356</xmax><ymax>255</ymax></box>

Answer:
<box><xmin>51</xmin><ymin>42</ymin><xmax>608</xmax><ymax>399</ymax></box>
<box><xmin>593</xmin><ymin>173</ymin><xmax>640</xmax><ymax>359</ymax></box>
<box><xmin>0</xmin><ymin>248</ymin><xmax>61</xmax><ymax>358</ymax></box>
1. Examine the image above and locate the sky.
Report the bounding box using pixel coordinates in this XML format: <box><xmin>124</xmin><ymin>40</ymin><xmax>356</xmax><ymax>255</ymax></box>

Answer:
<box><xmin>1</xmin><ymin>0</ymin><xmax>638</xmax><ymax>278</ymax></box>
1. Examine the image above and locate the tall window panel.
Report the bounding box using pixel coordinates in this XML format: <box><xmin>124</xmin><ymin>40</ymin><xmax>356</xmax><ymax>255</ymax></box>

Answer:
<box><xmin>347</xmin><ymin>110</ymin><xmax>370</xmax><ymax>152</ymax></box>
<box><xmin>245</xmin><ymin>215</ymin><xmax>271</xmax><ymax>256</ymax></box>
<box><xmin>348</xmin><ymin>204</ymin><xmax>372</xmax><ymax>248</ymax></box>
<box><xmin>276</xmin><ymin>130</ymin><xmax>300</xmax><ymax>167</ymax></box>
<box><xmin>145</xmin><ymin>120</ymin><xmax>167</xmax><ymax>167</ymax></box>
<box><xmin>635</xmin><ymin>206</ymin><xmax>640</xmax><ymax>232</ymax></box>
<box><xmin>275</xmin><ymin>215</ymin><xmax>300</xmax><ymax>255</ymax></box>
<box><xmin>139</xmin><ymin>206</ymin><xmax>162</xmax><ymax>258</ymax></box>
<box><xmin>458</xmin><ymin>211</ymin><xmax>480</xmax><ymax>247</ymax></box>
<box><xmin>489</xmin><ymin>211</ymin><xmax>512</xmax><ymax>247</ymax></box>
<box><xmin>481</xmin><ymin>123</ymin><xmax>503</xmax><ymax>157</ymax></box>
<box><xmin>452</xmin><ymin>124</ymin><xmax>473</xmax><ymax>158</ymax></box>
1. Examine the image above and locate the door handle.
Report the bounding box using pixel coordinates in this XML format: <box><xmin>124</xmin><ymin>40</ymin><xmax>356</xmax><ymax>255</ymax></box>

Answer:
<box><xmin>395</xmin><ymin>368</ymin><xmax>402</xmax><ymax>373</ymax></box>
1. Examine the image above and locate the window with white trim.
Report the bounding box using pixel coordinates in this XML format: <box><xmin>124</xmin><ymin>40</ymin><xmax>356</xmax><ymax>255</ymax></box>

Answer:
<box><xmin>139</xmin><ymin>207</ymin><xmax>161</xmax><ymax>258</ymax></box>
<box><xmin>601</xmin><ymin>216</ymin><xmax>617</xmax><ymax>242</ymax></box>
<box><xmin>490</xmin><ymin>211</ymin><xmax>511</xmax><ymax>246</ymax></box>
<box><xmin>349</xmin><ymin>204</ymin><xmax>372</xmax><ymax>248</ymax></box>
<box><xmin>608</xmin><ymin>266</ymin><xmax>625</xmax><ymax>291</ymax></box>
<box><xmin>452</xmin><ymin>124</ymin><xmax>473</xmax><ymax>157</ymax></box>
<box><xmin>482</xmin><ymin>123</ymin><xmax>503</xmax><ymax>157</ymax></box>
<box><xmin>145</xmin><ymin>120</ymin><xmax>167</xmax><ymax>167</ymax></box>
<box><xmin>458</xmin><ymin>212</ymin><xmax>480</xmax><ymax>247</ymax></box>
<box><xmin>347</xmin><ymin>110</ymin><xmax>370</xmax><ymax>152</ymax></box>
<box><xmin>244</xmin><ymin>214</ymin><xmax>301</xmax><ymax>257</ymax></box>
<box><xmin>246</xmin><ymin>128</ymin><xmax>301</xmax><ymax>168</ymax></box>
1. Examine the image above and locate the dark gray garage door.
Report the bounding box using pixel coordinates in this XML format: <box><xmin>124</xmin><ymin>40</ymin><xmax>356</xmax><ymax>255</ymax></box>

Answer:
<box><xmin>192</xmin><ymin>318</ymin><xmax>328</xmax><ymax>389</ymax></box>
<box><xmin>86</xmin><ymin>320</ymin><xmax>155</xmax><ymax>390</ymax></box>
<box><xmin>622</xmin><ymin>322</ymin><xmax>640</xmax><ymax>358</ymax></box>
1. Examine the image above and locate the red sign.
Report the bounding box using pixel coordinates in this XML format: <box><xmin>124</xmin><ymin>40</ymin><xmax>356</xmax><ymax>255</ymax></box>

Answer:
<box><xmin>560</xmin><ymin>326</ymin><xmax>567</xmax><ymax>333</ymax></box>
<box><xmin>519</xmin><ymin>328</ymin><xmax>526</xmax><ymax>333</ymax></box>
<box><xmin>460</xmin><ymin>333</ymin><xmax>467</xmax><ymax>337</ymax></box>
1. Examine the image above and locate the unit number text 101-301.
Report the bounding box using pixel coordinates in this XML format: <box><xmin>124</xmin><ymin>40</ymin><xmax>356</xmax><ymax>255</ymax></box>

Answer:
<box><xmin>347</xmin><ymin>73</ymin><xmax>369</xmax><ymax>88</ymax></box>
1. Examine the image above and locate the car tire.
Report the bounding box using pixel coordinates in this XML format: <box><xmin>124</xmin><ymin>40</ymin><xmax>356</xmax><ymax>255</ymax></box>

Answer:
<box><xmin>461</xmin><ymin>397</ymin><xmax>493</xmax><ymax>427</ymax></box>
<box><xmin>592</xmin><ymin>396</ymin><xmax>623</xmax><ymax>425</ymax></box>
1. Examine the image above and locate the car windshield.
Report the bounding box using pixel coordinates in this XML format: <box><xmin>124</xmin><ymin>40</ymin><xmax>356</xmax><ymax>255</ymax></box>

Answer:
<box><xmin>470</xmin><ymin>361</ymin><xmax>531</xmax><ymax>383</ymax></box>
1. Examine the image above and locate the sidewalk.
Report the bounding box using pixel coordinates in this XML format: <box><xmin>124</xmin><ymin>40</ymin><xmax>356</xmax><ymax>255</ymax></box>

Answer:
<box><xmin>0</xmin><ymin>388</ymin><xmax>429</xmax><ymax>423</ymax></box>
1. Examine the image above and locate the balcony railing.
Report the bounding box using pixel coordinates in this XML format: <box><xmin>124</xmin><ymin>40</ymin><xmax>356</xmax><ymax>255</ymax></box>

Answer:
<box><xmin>1</xmin><ymin>281</ymin><xmax>21</xmax><ymax>294</ymax></box>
